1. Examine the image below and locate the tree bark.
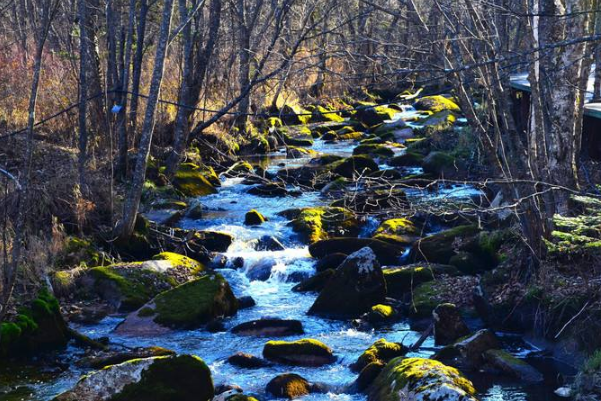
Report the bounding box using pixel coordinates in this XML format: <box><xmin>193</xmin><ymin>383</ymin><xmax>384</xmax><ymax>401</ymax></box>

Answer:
<box><xmin>118</xmin><ymin>0</ymin><xmax>175</xmax><ymax>240</ymax></box>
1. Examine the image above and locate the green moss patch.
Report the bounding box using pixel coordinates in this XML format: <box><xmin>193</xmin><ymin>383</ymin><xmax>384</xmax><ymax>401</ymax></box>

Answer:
<box><xmin>413</xmin><ymin>95</ymin><xmax>461</xmax><ymax>113</ymax></box>
<box><xmin>109</xmin><ymin>355</ymin><xmax>214</xmax><ymax>401</ymax></box>
<box><xmin>263</xmin><ymin>339</ymin><xmax>335</xmax><ymax>366</ymax></box>
<box><xmin>289</xmin><ymin>207</ymin><xmax>358</xmax><ymax>244</ymax></box>
<box><xmin>153</xmin><ymin>275</ymin><xmax>238</xmax><ymax>328</ymax></box>
<box><xmin>173</xmin><ymin>163</ymin><xmax>218</xmax><ymax>197</ymax></box>
<box><xmin>353</xmin><ymin>339</ymin><xmax>407</xmax><ymax>372</ymax></box>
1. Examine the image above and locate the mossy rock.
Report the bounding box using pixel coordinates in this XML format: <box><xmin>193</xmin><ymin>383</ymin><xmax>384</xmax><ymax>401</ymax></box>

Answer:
<box><xmin>332</xmin><ymin>155</ymin><xmax>379</xmax><ymax>178</ymax></box>
<box><xmin>193</xmin><ymin>230</ymin><xmax>234</xmax><ymax>252</ymax></box>
<box><xmin>422</xmin><ymin>151</ymin><xmax>456</xmax><ymax>176</ymax></box>
<box><xmin>55</xmin><ymin>355</ymin><xmax>214</xmax><ymax>401</ymax></box>
<box><xmin>483</xmin><ymin>349</ymin><xmax>543</xmax><ymax>382</ymax></box>
<box><xmin>244</xmin><ymin>209</ymin><xmax>267</xmax><ymax>226</ymax></box>
<box><xmin>309</xmin><ymin>247</ymin><xmax>386</xmax><ymax>318</ymax></box>
<box><xmin>287</xmin><ymin>146</ymin><xmax>317</xmax><ymax>158</ymax></box>
<box><xmin>409</xmin><ymin>281</ymin><xmax>440</xmax><ymax>318</ymax></box>
<box><xmin>313</xmin><ymin>154</ymin><xmax>344</xmax><ymax>165</ymax></box>
<box><xmin>413</xmin><ymin>95</ymin><xmax>461</xmax><ymax>113</ymax></box>
<box><xmin>367</xmin><ymin>304</ymin><xmax>397</xmax><ymax>323</ymax></box>
<box><xmin>367</xmin><ymin>357</ymin><xmax>477</xmax><ymax>401</ymax></box>
<box><xmin>153</xmin><ymin>274</ymin><xmax>238</xmax><ymax>329</ymax></box>
<box><xmin>196</xmin><ymin>165</ymin><xmax>221</xmax><ymax>187</ymax></box>
<box><xmin>433</xmin><ymin>303</ymin><xmax>470</xmax><ymax>345</ymax></box>
<box><xmin>84</xmin><ymin>260</ymin><xmax>191</xmax><ymax>311</ymax></box>
<box><xmin>411</xmin><ymin>225</ymin><xmax>480</xmax><ymax>264</ymax></box>
<box><xmin>352</xmin><ymin>339</ymin><xmax>407</xmax><ymax>372</ymax></box>
<box><xmin>289</xmin><ymin>207</ymin><xmax>358</xmax><ymax>244</ymax></box>
<box><xmin>283</xmin><ymin>133</ymin><xmax>314</xmax><ymax>147</ymax></box>
<box><xmin>266</xmin><ymin>373</ymin><xmax>311</xmax><ymax>399</ymax></box>
<box><xmin>375</xmin><ymin>218</ymin><xmax>418</xmax><ymax>237</ymax></box>
<box><xmin>152</xmin><ymin>252</ymin><xmax>204</xmax><ymax>274</ymax></box>
<box><xmin>420</xmin><ymin>110</ymin><xmax>457</xmax><ymax>131</ymax></box>
<box><xmin>311</xmin><ymin>105</ymin><xmax>345</xmax><ymax>123</ymax></box>
<box><xmin>389</xmin><ymin>152</ymin><xmax>425</xmax><ymax>167</ymax></box>
<box><xmin>353</xmin><ymin>144</ymin><xmax>395</xmax><ymax>159</ymax></box>
<box><xmin>1</xmin><ymin>289</ymin><xmax>69</xmax><ymax>357</ymax></box>
<box><xmin>384</xmin><ymin>264</ymin><xmax>460</xmax><ymax>298</ymax></box>
<box><xmin>354</xmin><ymin>361</ymin><xmax>385</xmax><ymax>392</ymax></box>
<box><xmin>278</xmin><ymin>104</ymin><xmax>312</xmax><ymax>125</ymax></box>
<box><xmin>225</xmin><ymin>161</ymin><xmax>254</xmax><ymax>176</ymax></box>
<box><xmin>355</xmin><ymin>105</ymin><xmax>397</xmax><ymax>127</ymax></box>
<box><xmin>337</xmin><ymin>132</ymin><xmax>364</xmax><ymax>141</ymax></box>
<box><xmin>263</xmin><ymin>339</ymin><xmax>335</xmax><ymax>366</ymax></box>
<box><xmin>173</xmin><ymin>163</ymin><xmax>218</xmax><ymax>197</ymax></box>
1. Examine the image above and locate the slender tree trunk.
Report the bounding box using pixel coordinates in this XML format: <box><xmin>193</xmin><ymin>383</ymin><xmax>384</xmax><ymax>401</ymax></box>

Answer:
<box><xmin>129</xmin><ymin>0</ymin><xmax>149</xmax><ymax>141</ymax></box>
<box><xmin>78</xmin><ymin>0</ymin><xmax>88</xmax><ymax>191</ymax></box>
<box><xmin>116</xmin><ymin>0</ymin><xmax>137</xmax><ymax>177</ymax></box>
<box><xmin>166</xmin><ymin>0</ymin><xmax>221</xmax><ymax>177</ymax></box>
<box><xmin>118</xmin><ymin>0</ymin><xmax>175</xmax><ymax>240</ymax></box>
<box><xmin>236</xmin><ymin>0</ymin><xmax>251</xmax><ymax>125</ymax></box>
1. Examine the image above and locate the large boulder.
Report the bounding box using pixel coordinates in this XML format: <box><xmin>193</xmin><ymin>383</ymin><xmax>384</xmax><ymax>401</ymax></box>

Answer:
<box><xmin>1</xmin><ymin>289</ymin><xmax>70</xmax><ymax>357</ymax></box>
<box><xmin>413</xmin><ymin>95</ymin><xmax>461</xmax><ymax>113</ymax></box>
<box><xmin>309</xmin><ymin>238</ymin><xmax>404</xmax><ymax>265</ymax></box>
<box><xmin>367</xmin><ymin>357</ymin><xmax>478</xmax><ymax>401</ymax></box>
<box><xmin>231</xmin><ymin>319</ymin><xmax>304</xmax><ymax>337</ymax></box>
<box><xmin>355</xmin><ymin>105</ymin><xmax>398</xmax><ymax>127</ymax></box>
<box><xmin>115</xmin><ymin>274</ymin><xmax>238</xmax><ymax>334</ymax></box>
<box><xmin>352</xmin><ymin>339</ymin><xmax>407</xmax><ymax>372</ymax></box>
<box><xmin>266</xmin><ymin>373</ymin><xmax>313</xmax><ymax>399</ymax></box>
<box><xmin>288</xmin><ymin>207</ymin><xmax>359</xmax><ymax>244</ymax></box>
<box><xmin>309</xmin><ymin>247</ymin><xmax>387</xmax><ymax>318</ymax></box>
<box><xmin>263</xmin><ymin>339</ymin><xmax>335</xmax><ymax>366</ymax></box>
<box><xmin>73</xmin><ymin>254</ymin><xmax>202</xmax><ymax>312</ymax></box>
<box><xmin>373</xmin><ymin>218</ymin><xmax>419</xmax><ymax>247</ymax></box>
<box><xmin>244</xmin><ymin>209</ymin><xmax>267</xmax><ymax>226</ymax></box>
<box><xmin>194</xmin><ymin>231</ymin><xmax>234</xmax><ymax>253</ymax></box>
<box><xmin>173</xmin><ymin>163</ymin><xmax>218</xmax><ymax>197</ymax></box>
<box><xmin>54</xmin><ymin>354</ymin><xmax>214</xmax><ymax>401</ymax></box>
<box><xmin>433</xmin><ymin>303</ymin><xmax>470</xmax><ymax>345</ymax></box>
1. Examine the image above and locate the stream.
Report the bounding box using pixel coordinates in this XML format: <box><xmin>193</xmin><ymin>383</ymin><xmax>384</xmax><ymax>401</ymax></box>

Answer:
<box><xmin>0</xmin><ymin>109</ymin><xmax>575</xmax><ymax>401</ymax></box>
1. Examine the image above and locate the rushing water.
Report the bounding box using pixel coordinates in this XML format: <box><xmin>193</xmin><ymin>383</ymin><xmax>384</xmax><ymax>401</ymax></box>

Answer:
<box><xmin>0</xmin><ymin>108</ymin><xmax>575</xmax><ymax>401</ymax></box>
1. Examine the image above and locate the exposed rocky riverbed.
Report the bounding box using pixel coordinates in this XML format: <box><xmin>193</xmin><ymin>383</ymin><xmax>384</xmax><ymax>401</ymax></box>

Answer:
<box><xmin>0</xmin><ymin>98</ymin><xmax>577</xmax><ymax>400</ymax></box>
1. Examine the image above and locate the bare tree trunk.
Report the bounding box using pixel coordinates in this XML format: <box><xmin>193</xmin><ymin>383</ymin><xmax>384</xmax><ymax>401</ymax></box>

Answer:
<box><xmin>129</xmin><ymin>0</ymin><xmax>149</xmax><ymax>141</ymax></box>
<box><xmin>116</xmin><ymin>0</ymin><xmax>137</xmax><ymax>177</ymax></box>
<box><xmin>166</xmin><ymin>0</ymin><xmax>221</xmax><ymax>177</ymax></box>
<box><xmin>118</xmin><ymin>0</ymin><xmax>175</xmax><ymax>240</ymax></box>
<box><xmin>236</xmin><ymin>0</ymin><xmax>252</xmax><ymax>126</ymax></box>
<box><xmin>78</xmin><ymin>0</ymin><xmax>88</xmax><ymax>191</ymax></box>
